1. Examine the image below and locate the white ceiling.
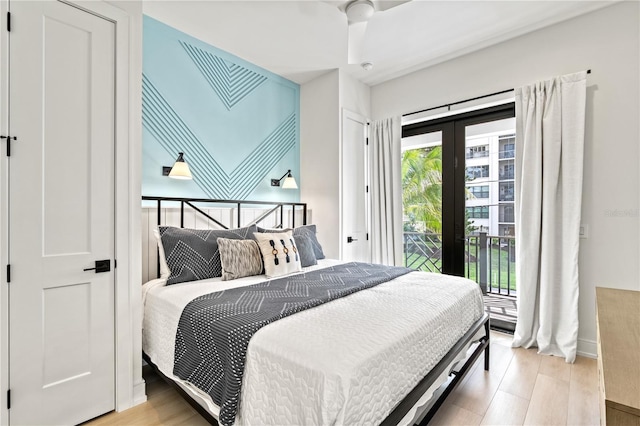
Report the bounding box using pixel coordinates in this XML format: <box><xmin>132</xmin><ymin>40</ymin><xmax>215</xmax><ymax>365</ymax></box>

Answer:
<box><xmin>143</xmin><ymin>0</ymin><xmax>617</xmax><ymax>86</ymax></box>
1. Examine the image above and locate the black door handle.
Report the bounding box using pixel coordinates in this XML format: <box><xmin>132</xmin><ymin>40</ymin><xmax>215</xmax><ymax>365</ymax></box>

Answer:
<box><xmin>347</xmin><ymin>236</ymin><xmax>358</xmax><ymax>243</ymax></box>
<box><xmin>84</xmin><ymin>259</ymin><xmax>111</xmax><ymax>273</ymax></box>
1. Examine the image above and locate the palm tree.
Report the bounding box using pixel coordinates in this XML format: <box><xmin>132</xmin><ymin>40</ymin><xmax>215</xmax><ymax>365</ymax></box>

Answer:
<box><xmin>402</xmin><ymin>146</ymin><xmax>442</xmax><ymax>234</ymax></box>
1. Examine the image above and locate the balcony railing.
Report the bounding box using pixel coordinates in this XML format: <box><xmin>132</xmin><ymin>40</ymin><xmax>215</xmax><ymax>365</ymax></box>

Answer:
<box><xmin>403</xmin><ymin>232</ymin><xmax>516</xmax><ymax>296</ymax></box>
<box><xmin>499</xmin><ymin>149</ymin><xmax>515</xmax><ymax>159</ymax></box>
<box><xmin>499</xmin><ymin>171</ymin><xmax>514</xmax><ymax>180</ymax></box>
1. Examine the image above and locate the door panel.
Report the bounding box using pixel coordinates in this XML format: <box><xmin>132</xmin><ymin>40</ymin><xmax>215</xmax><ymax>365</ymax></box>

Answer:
<box><xmin>400</xmin><ymin>130</ymin><xmax>443</xmax><ymax>273</ymax></box>
<box><xmin>9</xmin><ymin>1</ymin><xmax>115</xmax><ymax>424</ymax></box>
<box><xmin>342</xmin><ymin>110</ymin><xmax>370</xmax><ymax>262</ymax></box>
<box><xmin>403</xmin><ymin>104</ymin><xmax>515</xmax><ymax>277</ymax></box>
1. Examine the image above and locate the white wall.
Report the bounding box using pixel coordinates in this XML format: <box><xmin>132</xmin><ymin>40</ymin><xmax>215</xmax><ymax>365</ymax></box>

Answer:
<box><xmin>340</xmin><ymin>70</ymin><xmax>371</xmax><ymax>119</ymax></box>
<box><xmin>301</xmin><ymin>70</ymin><xmax>341</xmax><ymax>258</ymax></box>
<box><xmin>371</xmin><ymin>1</ymin><xmax>640</xmax><ymax>357</ymax></box>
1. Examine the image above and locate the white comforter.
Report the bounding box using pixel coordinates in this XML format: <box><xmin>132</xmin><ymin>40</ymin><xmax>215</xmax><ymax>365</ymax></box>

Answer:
<box><xmin>142</xmin><ymin>260</ymin><xmax>484</xmax><ymax>426</ymax></box>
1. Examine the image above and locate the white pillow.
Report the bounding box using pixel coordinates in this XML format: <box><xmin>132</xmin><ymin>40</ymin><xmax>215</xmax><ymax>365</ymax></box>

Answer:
<box><xmin>153</xmin><ymin>228</ymin><xmax>171</xmax><ymax>280</ymax></box>
<box><xmin>253</xmin><ymin>231</ymin><xmax>302</xmax><ymax>278</ymax></box>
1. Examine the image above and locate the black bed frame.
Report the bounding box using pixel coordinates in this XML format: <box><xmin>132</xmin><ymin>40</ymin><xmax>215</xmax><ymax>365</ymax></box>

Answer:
<box><xmin>142</xmin><ymin>195</ymin><xmax>491</xmax><ymax>426</ymax></box>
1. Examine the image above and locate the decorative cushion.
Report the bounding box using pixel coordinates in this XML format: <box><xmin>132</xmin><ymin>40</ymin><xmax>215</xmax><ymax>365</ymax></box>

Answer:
<box><xmin>256</xmin><ymin>226</ymin><xmax>291</xmax><ymax>233</ymax></box>
<box><xmin>253</xmin><ymin>231</ymin><xmax>302</xmax><ymax>278</ymax></box>
<box><xmin>292</xmin><ymin>224</ymin><xmax>325</xmax><ymax>260</ymax></box>
<box><xmin>153</xmin><ymin>228</ymin><xmax>171</xmax><ymax>280</ymax></box>
<box><xmin>159</xmin><ymin>225</ymin><xmax>257</xmax><ymax>285</ymax></box>
<box><xmin>294</xmin><ymin>235</ymin><xmax>317</xmax><ymax>267</ymax></box>
<box><xmin>218</xmin><ymin>238</ymin><xmax>264</xmax><ymax>281</ymax></box>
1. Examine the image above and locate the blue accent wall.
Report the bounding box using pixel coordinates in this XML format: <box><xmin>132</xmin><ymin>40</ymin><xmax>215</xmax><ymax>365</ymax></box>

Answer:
<box><xmin>142</xmin><ymin>16</ymin><xmax>300</xmax><ymax>202</ymax></box>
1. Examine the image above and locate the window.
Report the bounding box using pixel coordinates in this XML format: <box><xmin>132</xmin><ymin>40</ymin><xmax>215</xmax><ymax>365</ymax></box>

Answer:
<box><xmin>465</xmin><ymin>145</ymin><xmax>489</xmax><ymax>159</ymax></box>
<box><xmin>466</xmin><ymin>165</ymin><xmax>489</xmax><ymax>180</ymax></box>
<box><xmin>499</xmin><ymin>182</ymin><xmax>514</xmax><ymax>201</ymax></box>
<box><xmin>466</xmin><ymin>206</ymin><xmax>489</xmax><ymax>219</ymax></box>
<box><xmin>499</xmin><ymin>134</ymin><xmax>515</xmax><ymax>159</ymax></box>
<box><xmin>500</xmin><ymin>163</ymin><xmax>514</xmax><ymax>180</ymax></box>
<box><xmin>467</xmin><ymin>185</ymin><xmax>489</xmax><ymax>199</ymax></box>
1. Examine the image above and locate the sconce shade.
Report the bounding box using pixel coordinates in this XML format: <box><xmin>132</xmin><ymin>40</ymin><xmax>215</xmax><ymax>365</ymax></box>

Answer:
<box><xmin>169</xmin><ymin>152</ymin><xmax>192</xmax><ymax>180</ymax></box>
<box><xmin>271</xmin><ymin>169</ymin><xmax>298</xmax><ymax>189</ymax></box>
<box><xmin>282</xmin><ymin>174</ymin><xmax>298</xmax><ymax>189</ymax></box>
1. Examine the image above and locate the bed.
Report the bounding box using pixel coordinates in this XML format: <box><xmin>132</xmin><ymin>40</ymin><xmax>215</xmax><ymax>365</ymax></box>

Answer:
<box><xmin>141</xmin><ymin>196</ymin><xmax>490</xmax><ymax>426</ymax></box>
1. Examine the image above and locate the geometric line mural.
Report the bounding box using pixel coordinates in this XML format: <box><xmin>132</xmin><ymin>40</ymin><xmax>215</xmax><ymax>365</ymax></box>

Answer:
<box><xmin>142</xmin><ymin>73</ymin><xmax>295</xmax><ymax>200</ymax></box>
<box><xmin>181</xmin><ymin>41</ymin><xmax>268</xmax><ymax>111</ymax></box>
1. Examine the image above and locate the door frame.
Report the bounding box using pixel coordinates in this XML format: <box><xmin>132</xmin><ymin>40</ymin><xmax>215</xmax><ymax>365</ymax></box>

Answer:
<box><xmin>403</xmin><ymin>103</ymin><xmax>515</xmax><ymax>276</ymax></box>
<box><xmin>0</xmin><ymin>1</ymin><xmax>144</xmax><ymax>423</ymax></box>
<box><xmin>340</xmin><ymin>108</ymin><xmax>370</xmax><ymax>261</ymax></box>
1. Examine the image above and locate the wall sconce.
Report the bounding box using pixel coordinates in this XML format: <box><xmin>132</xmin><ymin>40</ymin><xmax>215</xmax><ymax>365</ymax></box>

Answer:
<box><xmin>271</xmin><ymin>169</ymin><xmax>298</xmax><ymax>189</ymax></box>
<box><xmin>162</xmin><ymin>152</ymin><xmax>192</xmax><ymax>180</ymax></box>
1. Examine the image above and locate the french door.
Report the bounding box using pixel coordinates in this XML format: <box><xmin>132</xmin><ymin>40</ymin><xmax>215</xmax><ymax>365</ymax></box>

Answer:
<box><xmin>402</xmin><ymin>104</ymin><xmax>515</xmax><ymax>277</ymax></box>
<box><xmin>8</xmin><ymin>1</ymin><xmax>116</xmax><ymax>424</ymax></box>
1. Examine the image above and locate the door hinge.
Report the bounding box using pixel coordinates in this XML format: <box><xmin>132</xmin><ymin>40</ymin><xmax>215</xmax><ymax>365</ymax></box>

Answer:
<box><xmin>1</xmin><ymin>135</ymin><xmax>16</xmax><ymax>156</ymax></box>
<box><xmin>6</xmin><ymin>12</ymin><xmax>11</xmax><ymax>32</ymax></box>
<box><xmin>366</xmin><ymin>185</ymin><xmax>369</xmax><ymax>193</ymax></box>
<box><xmin>6</xmin><ymin>264</ymin><xmax>10</xmax><ymax>283</ymax></box>
<box><xmin>114</xmin><ymin>259</ymin><xmax>117</xmax><ymax>269</ymax></box>
<box><xmin>6</xmin><ymin>389</ymin><xmax>10</xmax><ymax>410</ymax></box>
<box><xmin>366</xmin><ymin>233</ymin><xmax>369</xmax><ymax>241</ymax></box>
<box><xmin>366</xmin><ymin>137</ymin><xmax>369</xmax><ymax>146</ymax></box>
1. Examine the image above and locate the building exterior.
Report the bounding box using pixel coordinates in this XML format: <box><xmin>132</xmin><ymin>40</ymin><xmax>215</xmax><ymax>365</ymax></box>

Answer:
<box><xmin>465</xmin><ymin>132</ymin><xmax>515</xmax><ymax>237</ymax></box>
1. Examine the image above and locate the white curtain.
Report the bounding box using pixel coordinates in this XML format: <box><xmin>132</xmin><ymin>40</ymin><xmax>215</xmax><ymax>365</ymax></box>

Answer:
<box><xmin>512</xmin><ymin>71</ymin><xmax>587</xmax><ymax>363</ymax></box>
<box><xmin>370</xmin><ymin>117</ymin><xmax>403</xmax><ymax>266</ymax></box>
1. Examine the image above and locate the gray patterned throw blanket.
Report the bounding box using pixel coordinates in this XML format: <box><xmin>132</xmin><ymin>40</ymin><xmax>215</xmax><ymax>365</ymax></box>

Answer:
<box><xmin>173</xmin><ymin>262</ymin><xmax>412</xmax><ymax>426</ymax></box>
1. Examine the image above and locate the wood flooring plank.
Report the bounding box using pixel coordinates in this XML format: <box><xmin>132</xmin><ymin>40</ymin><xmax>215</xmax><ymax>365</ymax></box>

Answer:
<box><xmin>567</xmin><ymin>356</ymin><xmax>600</xmax><ymax>426</ymax></box>
<box><xmin>480</xmin><ymin>390</ymin><xmax>529</xmax><ymax>426</ymax></box>
<box><xmin>523</xmin><ymin>373</ymin><xmax>570</xmax><ymax>425</ymax></box>
<box><xmin>499</xmin><ymin>347</ymin><xmax>542</xmax><ymax>400</ymax></box>
<box><xmin>429</xmin><ymin>402</ymin><xmax>483</xmax><ymax>426</ymax></box>
<box><xmin>539</xmin><ymin>353</ymin><xmax>572</xmax><ymax>383</ymax></box>
<box><xmin>449</xmin><ymin>342</ymin><xmax>514</xmax><ymax>416</ymax></box>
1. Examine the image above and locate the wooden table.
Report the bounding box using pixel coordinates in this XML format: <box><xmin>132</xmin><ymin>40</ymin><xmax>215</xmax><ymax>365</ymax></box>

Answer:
<box><xmin>596</xmin><ymin>287</ymin><xmax>640</xmax><ymax>425</ymax></box>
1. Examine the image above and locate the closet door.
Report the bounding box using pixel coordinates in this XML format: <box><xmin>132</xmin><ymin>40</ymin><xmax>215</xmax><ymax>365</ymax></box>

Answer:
<box><xmin>341</xmin><ymin>109</ymin><xmax>370</xmax><ymax>262</ymax></box>
<box><xmin>8</xmin><ymin>1</ymin><xmax>116</xmax><ymax>424</ymax></box>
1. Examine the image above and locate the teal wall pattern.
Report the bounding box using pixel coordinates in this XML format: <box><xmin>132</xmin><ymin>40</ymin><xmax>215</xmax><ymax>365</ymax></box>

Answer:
<box><xmin>142</xmin><ymin>16</ymin><xmax>300</xmax><ymax>202</ymax></box>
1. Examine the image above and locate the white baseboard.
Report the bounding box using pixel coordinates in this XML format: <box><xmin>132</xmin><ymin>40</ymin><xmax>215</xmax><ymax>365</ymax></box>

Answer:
<box><xmin>132</xmin><ymin>379</ymin><xmax>148</xmax><ymax>407</ymax></box>
<box><xmin>577</xmin><ymin>338</ymin><xmax>597</xmax><ymax>359</ymax></box>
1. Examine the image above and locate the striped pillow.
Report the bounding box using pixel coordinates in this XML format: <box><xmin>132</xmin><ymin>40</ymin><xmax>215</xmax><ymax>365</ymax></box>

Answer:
<box><xmin>218</xmin><ymin>238</ymin><xmax>264</xmax><ymax>281</ymax></box>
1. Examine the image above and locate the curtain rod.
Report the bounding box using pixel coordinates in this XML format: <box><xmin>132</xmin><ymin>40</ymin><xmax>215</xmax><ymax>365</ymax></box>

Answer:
<box><xmin>402</xmin><ymin>69</ymin><xmax>591</xmax><ymax>118</ymax></box>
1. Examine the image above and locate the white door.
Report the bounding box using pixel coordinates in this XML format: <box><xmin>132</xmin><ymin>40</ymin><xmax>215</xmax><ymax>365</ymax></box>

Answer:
<box><xmin>8</xmin><ymin>1</ymin><xmax>115</xmax><ymax>424</ymax></box>
<box><xmin>341</xmin><ymin>109</ymin><xmax>370</xmax><ymax>262</ymax></box>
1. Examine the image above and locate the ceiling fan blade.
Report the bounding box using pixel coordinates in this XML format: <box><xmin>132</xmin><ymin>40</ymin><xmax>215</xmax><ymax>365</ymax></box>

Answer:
<box><xmin>347</xmin><ymin>21</ymin><xmax>368</xmax><ymax>64</ymax></box>
<box><xmin>375</xmin><ymin>0</ymin><xmax>412</xmax><ymax>12</ymax></box>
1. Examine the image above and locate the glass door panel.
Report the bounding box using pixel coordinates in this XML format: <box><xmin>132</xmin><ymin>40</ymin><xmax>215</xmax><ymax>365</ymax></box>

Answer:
<box><xmin>401</xmin><ymin>130</ymin><xmax>443</xmax><ymax>273</ymax></box>
<box><xmin>463</xmin><ymin>118</ymin><xmax>517</xmax><ymax>296</ymax></box>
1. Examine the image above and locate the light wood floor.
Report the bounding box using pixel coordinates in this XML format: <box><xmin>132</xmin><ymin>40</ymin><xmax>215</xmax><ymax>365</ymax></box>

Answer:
<box><xmin>87</xmin><ymin>331</ymin><xmax>599</xmax><ymax>425</ymax></box>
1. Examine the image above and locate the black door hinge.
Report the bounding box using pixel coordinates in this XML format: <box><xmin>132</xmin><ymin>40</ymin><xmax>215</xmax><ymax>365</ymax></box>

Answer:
<box><xmin>6</xmin><ymin>12</ymin><xmax>11</xmax><ymax>32</ymax></box>
<box><xmin>366</xmin><ymin>233</ymin><xmax>369</xmax><ymax>241</ymax></box>
<box><xmin>1</xmin><ymin>135</ymin><xmax>16</xmax><ymax>156</ymax></box>
<box><xmin>6</xmin><ymin>264</ymin><xmax>10</xmax><ymax>283</ymax></box>
<box><xmin>7</xmin><ymin>389</ymin><xmax>10</xmax><ymax>410</ymax></box>
<box><xmin>366</xmin><ymin>137</ymin><xmax>369</xmax><ymax>146</ymax></box>
<box><xmin>366</xmin><ymin>185</ymin><xmax>369</xmax><ymax>193</ymax></box>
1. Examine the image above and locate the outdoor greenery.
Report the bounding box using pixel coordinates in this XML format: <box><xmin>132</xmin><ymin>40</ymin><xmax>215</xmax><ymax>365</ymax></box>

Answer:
<box><xmin>402</xmin><ymin>147</ymin><xmax>442</xmax><ymax>233</ymax></box>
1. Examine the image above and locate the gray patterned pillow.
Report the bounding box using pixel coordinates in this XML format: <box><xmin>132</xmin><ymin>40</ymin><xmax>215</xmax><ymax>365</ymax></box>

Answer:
<box><xmin>292</xmin><ymin>224</ymin><xmax>325</xmax><ymax>260</ymax></box>
<box><xmin>294</xmin><ymin>235</ymin><xmax>317</xmax><ymax>267</ymax></box>
<box><xmin>218</xmin><ymin>238</ymin><xmax>263</xmax><ymax>281</ymax></box>
<box><xmin>159</xmin><ymin>225</ymin><xmax>257</xmax><ymax>285</ymax></box>
<box><xmin>256</xmin><ymin>226</ymin><xmax>291</xmax><ymax>233</ymax></box>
